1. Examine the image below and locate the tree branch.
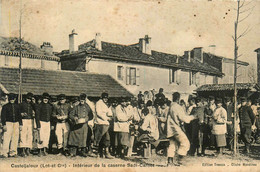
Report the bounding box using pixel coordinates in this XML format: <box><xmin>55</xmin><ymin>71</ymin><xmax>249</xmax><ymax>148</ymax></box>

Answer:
<box><xmin>239</xmin><ymin>9</ymin><xmax>253</xmax><ymax>23</ymax></box>
<box><xmin>237</xmin><ymin>26</ymin><xmax>252</xmax><ymax>39</ymax></box>
<box><xmin>239</xmin><ymin>6</ymin><xmax>255</xmax><ymax>14</ymax></box>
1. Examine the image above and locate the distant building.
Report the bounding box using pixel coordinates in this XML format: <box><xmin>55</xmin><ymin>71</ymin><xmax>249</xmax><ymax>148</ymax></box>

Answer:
<box><xmin>57</xmin><ymin>33</ymin><xmax>223</xmax><ymax>100</ymax></box>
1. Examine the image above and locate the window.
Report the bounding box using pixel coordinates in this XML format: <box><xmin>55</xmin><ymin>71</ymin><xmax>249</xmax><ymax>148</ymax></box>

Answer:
<box><xmin>126</xmin><ymin>67</ymin><xmax>140</xmax><ymax>85</ymax></box>
<box><xmin>4</xmin><ymin>56</ymin><xmax>9</xmax><ymax>66</ymax></box>
<box><xmin>117</xmin><ymin>66</ymin><xmax>123</xmax><ymax>80</ymax></box>
<box><xmin>213</xmin><ymin>76</ymin><xmax>218</xmax><ymax>84</ymax></box>
<box><xmin>169</xmin><ymin>69</ymin><xmax>180</xmax><ymax>84</ymax></box>
<box><xmin>189</xmin><ymin>71</ymin><xmax>196</xmax><ymax>85</ymax></box>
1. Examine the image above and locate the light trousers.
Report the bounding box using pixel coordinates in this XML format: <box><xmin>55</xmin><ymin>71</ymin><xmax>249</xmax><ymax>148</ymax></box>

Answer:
<box><xmin>38</xmin><ymin>121</ymin><xmax>50</xmax><ymax>149</ymax></box>
<box><xmin>56</xmin><ymin>122</ymin><xmax>70</xmax><ymax>149</ymax></box>
<box><xmin>19</xmin><ymin>119</ymin><xmax>33</xmax><ymax>148</ymax></box>
<box><xmin>1</xmin><ymin>122</ymin><xmax>19</xmax><ymax>156</ymax></box>
<box><xmin>167</xmin><ymin>131</ymin><xmax>190</xmax><ymax>157</ymax></box>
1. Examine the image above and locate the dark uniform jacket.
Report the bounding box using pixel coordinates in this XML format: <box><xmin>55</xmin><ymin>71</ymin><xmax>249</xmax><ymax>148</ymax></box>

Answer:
<box><xmin>20</xmin><ymin>101</ymin><xmax>34</xmax><ymax>119</ymax></box>
<box><xmin>35</xmin><ymin>102</ymin><xmax>53</xmax><ymax>128</ymax></box>
<box><xmin>223</xmin><ymin>103</ymin><xmax>233</xmax><ymax>122</ymax></box>
<box><xmin>69</xmin><ymin>103</ymin><xmax>93</xmax><ymax>125</ymax></box>
<box><xmin>1</xmin><ymin>103</ymin><xmax>22</xmax><ymax>126</ymax></box>
<box><xmin>239</xmin><ymin>105</ymin><xmax>255</xmax><ymax>128</ymax></box>
<box><xmin>52</xmin><ymin>103</ymin><xmax>70</xmax><ymax>123</ymax></box>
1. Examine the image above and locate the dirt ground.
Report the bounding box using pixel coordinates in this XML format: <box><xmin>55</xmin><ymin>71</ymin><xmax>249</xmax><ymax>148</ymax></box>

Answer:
<box><xmin>0</xmin><ymin>144</ymin><xmax>259</xmax><ymax>172</ymax></box>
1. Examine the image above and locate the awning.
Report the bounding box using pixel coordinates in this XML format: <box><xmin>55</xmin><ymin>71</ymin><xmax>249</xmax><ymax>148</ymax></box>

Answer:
<box><xmin>0</xmin><ymin>67</ymin><xmax>133</xmax><ymax>97</ymax></box>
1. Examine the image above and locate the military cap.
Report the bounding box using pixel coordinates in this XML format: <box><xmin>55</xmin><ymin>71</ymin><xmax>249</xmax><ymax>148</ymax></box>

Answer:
<box><xmin>58</xmin><ymin>94</ymin><xmax>66</xmax><ymax>100</ymax></box>
<box><xmin>26</xmin><ymin>92</ymin><xmax>34</xmax><ymax>99</ymax></box>
<box><xmin>42</xmin><ymin>92</ymin><xmax>50</xmax><ymax>99</ymax></box>
<box><xmin>146</xmin><ymin>100</ymin><xmax>153</xmax><ymax>107</ymax></box>
<box><xmin>240</xmin><ymin>97</ymin><xmax>247</xmax><ymax>102</ymax></box>
<box><xmin>209</xmin><ymin>96</ymin><xmax>215</xmax><ymax>101</ymax></box>
<box><xmin>51</xmin><ymin>96</ymin><xmax>57</xmax><ymax>102</ymax></box>
<box><xmin>8</xmin><ymin>93</ymin><xmax>16</xmax><ymax>100</ymax></box>
<box><xmin>215</xmin><ymin>98</ymin><xmax>222</xmax><ymax>104</ymax></box>
<box><xmin>196</xmin><ymin>97</ymin><xmax>202</xmax><ymax>103</ymax></box>
<box><xmin>224</xmin><ymin>97</ymin><xmax>231</xmax><ymax>102</ymax></box>
<box><xmin>80</xmin><ymin>93</ymin><xmax>87</xmax><ymax>100</ymax></box>
<box><xmin>101</xmin><ymin>92</ymin><xmax>108</xmax><ymax>98</ymax></box>
<box><xmin>71</xmin><ymin>96</ymin><xmax>79</xmax><ymax>103</ymax></box>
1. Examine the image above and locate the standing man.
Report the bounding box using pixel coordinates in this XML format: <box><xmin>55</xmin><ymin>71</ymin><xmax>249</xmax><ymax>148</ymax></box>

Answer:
<box><xmin>238</xmin><ymin>97</ymin><xmax>255</xmax><ymax>154</ymax></box>
<box><xmin>167</xmin><ymin>92</ymin><xmax>196</xmax><ymax>166</ymax></box>
<box><xmin>1</xmin><ymin>93</ymin><xmax>22</xmax><ymax>158</ymax></box>
<box><xmin>19</xmin><ymin>93</ymin><xmax>35</xmax><ymax>157</ymax></box>
<box><xmin>68</xmin><ymin>93</ymin><xmax>93</xmax><ymax>157</ymax></box>
<box><xmin>52</xmin><ymin>94</ymin><xmax>70</xmax><ymax>156</ymax></box>
<box><xmin>114</xmin><ymin>98</ymin><xmax>131</xmax><ymax>158</ymax></box>
<box><xmin>223</xmin><ymin>97</ymin><xmax>234</xmax><ymax>150</ymax></box>
<box><xmin>35</xmin><ymin>93</ymin><xmax>53</xmax><ymax>156</ymax></box>
<box><xmin>212</xmin><ymin>98</ymin><xmax>227</xmax><ymax>156</ymax></box>
<box><xmin>94</xmin><ymin>92</ymin><xmax>113</xmax><ymax>159</ymax></box>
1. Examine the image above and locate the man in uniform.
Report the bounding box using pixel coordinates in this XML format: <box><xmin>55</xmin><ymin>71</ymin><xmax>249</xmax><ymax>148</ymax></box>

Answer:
<box><xmin>19</xmin><ymin>92</ymin><xmax>35</xmax><ymax>157</ymax></box>
<box><xmin>94</xmin><ymin>92</ymin><xmax>113</xmax><ymax>158</ymax></box>
<box><xmin>68</xmin><ymin>93</ymin><xmax>93</xmax><ymax>157</ymax></box>
<box><xmin>52</xmin><ymin>94</ymin><xmax>70</xmax><ymax>156</ymax></box>
<box><xmin>1</xmin><ymin>93</ymin><xmax>22</xmax><ymax>158</ymax></box>
<box><xmin>238</xmin><ymin>97</ymin><xmax>255</xmax><ymax>154</ymax></box>
<box><xmin>223</xmin><ymin>97</ymin><xmax>234</xmax><ymax>150</ymax></box>
<box><xmin>35</xmin><ymin>93</ymin><xmax>53</xmax><ymax>156</ymax></box>
<box><xmin>167</xmin><ymin>92</ymin><xmax>196</xmax><ymax>166</ymax></box>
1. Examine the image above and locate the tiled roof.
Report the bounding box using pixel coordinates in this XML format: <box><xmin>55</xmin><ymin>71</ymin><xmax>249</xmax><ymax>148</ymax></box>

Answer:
<box><xmin>196</xmin><ymin>83</ymin><xmax>260</xmax><ymax>92</ymax></box>
<box><xmin>0</xmin><ymin>36</ymin><xmax>60</xmax><ymax>61</ymax></box>
<box><xmin>0</xmin><ymin>67</ymin><xmax>133</xmax><ymax>97</ymax></box>
<box><xmin>59</xmin><ymin>40</ymin><xmax>223</xmax><ymax>76</ymax></box>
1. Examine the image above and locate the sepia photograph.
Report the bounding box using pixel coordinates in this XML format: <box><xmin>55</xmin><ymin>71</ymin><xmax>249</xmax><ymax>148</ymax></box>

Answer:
<box><xmin>0</xmin><ymin>0</ymin><xmax>259</xmax><ymax>171</ymax></box>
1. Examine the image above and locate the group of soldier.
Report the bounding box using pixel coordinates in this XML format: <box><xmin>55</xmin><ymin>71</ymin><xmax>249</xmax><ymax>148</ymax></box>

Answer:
<box><xmin>0</xmin><ymin>88</ymin><xmax>259</xmax><ymax>166</ymax></box>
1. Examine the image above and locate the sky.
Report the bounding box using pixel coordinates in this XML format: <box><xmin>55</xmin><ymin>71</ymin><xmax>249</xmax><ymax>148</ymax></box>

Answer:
<box><xmin>0</xmin><ymin>0</ymin><xmax>259</xmax><ymax>66</ymax></box>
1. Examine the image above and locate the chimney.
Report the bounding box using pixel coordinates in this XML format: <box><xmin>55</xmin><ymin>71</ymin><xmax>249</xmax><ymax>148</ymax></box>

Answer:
<box><xmin>40</xmin><ymin>42</ymin><xmax>53</xmax><ymax>54</ymax></box>
<box><xmin>209</xmin><ymin>45</ymin><xmax>216</xmax><ymax>55</ymax></box>
<box><xmin>192</xmin><ymin>47</ymin><xmax>203</xmax><ymax>63</ymax></box>
<box><xmin>69</xmin><ymin>29</ymin><xmax>78</xmax><ymax>53</ymax></box>
<box><xmin>139</xmin><ymin>35</ymin><xmax>152</xmax><ymax>55</ymax></box>
<box><xmin>255</xmin><ymin>48</ymin><xmax>260</xmax><ymax>85</ymax></box>
<box><xmin>184</xmin><ymin>51</ymin><xmax>191</xmax><ymax>62</ymax></box>
<box><xmin>95</xmin><ymin>33</ymin><xmax>102</xmax><ymax>51</ymax></box>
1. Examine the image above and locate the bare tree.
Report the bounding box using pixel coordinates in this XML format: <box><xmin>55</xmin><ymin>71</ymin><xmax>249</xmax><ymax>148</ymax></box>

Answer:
<box><xmin>248</xmin><ymin>64</ymin><xmax>257</xmax><ymax>83</ymax></box>
<box><xmin>232</xmin><ymin>0</ymin><xmax>255</xmax><ymax>155</ymax></box>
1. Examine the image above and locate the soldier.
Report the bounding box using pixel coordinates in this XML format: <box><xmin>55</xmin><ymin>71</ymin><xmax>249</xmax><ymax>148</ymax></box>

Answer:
<box><xmin>68</xmin><ymin>93</ymin><xmax>93</xmax><ymax>157</ymax></box>
<box><xmin>94</xmin><ymin>92</ymin><xmax>113</xmax><ymax>158</ymax></box>
<box><xmin>52</xmin><ymin>94</ymin><xmax>70</xmax><ymax>156</ymax></box>
<box><xmin>167</xmin><ymin>92</ymin><xmax>196</xmax><ymax>166</ymax></box>
<box><xmin>238</xmin><ymin>97</ymin><xmax>255</xmax><ymax>154</ymax></box>
<box><xmin>114</xmin><ymin>98</ymin><xmax>132</xmax><ymax>158</ymax></box>
<box><xmin>190</xmin><ymin>97</ymin><xmax>205</xmax><ymax>156</ymax></box>
<box><xmin>19</xmin><ymin>92</ymin><xmax>35</xmax><ymax>157</ymax></box>
<box><xmin>35</xmin><ymin>93</ymin><xmax>53</xmax><ymax>156</ymax></box>
<box><xmin>0</xmin><ymin>93</ymin><xmax>22</xmax><ymax>158</ymax></box>
<box><xmin>223</xmin><ymin>97</ymin><xmax>234</xmax><ymax>150</ymax></box>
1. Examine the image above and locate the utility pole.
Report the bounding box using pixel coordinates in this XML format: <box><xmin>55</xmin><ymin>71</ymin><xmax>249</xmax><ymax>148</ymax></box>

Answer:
<box><xmin>18</xmin><ymin>0</ymin><xmax>22</xmax><ymax>103</ymax></box>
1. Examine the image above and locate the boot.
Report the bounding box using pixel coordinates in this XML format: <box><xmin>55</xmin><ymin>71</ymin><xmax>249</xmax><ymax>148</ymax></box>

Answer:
<box><xmin>25</xmin><ymin>148</ymin><xmax>30</xmax><ymax>156</ymax></box>
<box><xmin>167</xmin><ymin>157</ymin><xmax>174</xmax><ymax>166</ymax></box>
<box><xmin>176</xmin><ymin>154</ymin><xmax>185</xmax><ymax>166</ymax></box>
<box><xmin>244</xmin><ymin>144</ymin><xmax>250</xmax><ymax>155</ymax></box>
<box><xmin>80</xmin><ymin>148</ymin><xmax>88</xmax><ymax>157</ymax></box>
<box><xmin>57</xmin><ymin>148</ymin><xmax>63</xmax><ymax>156</ymax></box>
<box><xmin>70</xmin><ymin>147</ymin><xmax>77</xmax><ymax>157</ymax></box>
<box><xmin>20</xmin><ymin>148</ymin><xmax>26</xmax><ymax>157</ymax></box>
<box><xmin>87</xmin><ymin>146</ymin><xmax>97</xmax><ymax>157</ymax></box>
<box><xmin>104</xmin><ymin>147</ymin><xmax>114</xmax><ymax>159</ymax></box>
<box><xmin>38</xmin><ymin>149</ymin><xmax>43</xmax><ymax>157</ymax></box>
<box><xmin>42</xmin><ymin>148</ymin><xmax>48</xmax><ymax>156</ymax></box>
<box><xmin>64</xmin><ymin>148</ymin><xmax>70</xmax><ymax>156</ymax></box>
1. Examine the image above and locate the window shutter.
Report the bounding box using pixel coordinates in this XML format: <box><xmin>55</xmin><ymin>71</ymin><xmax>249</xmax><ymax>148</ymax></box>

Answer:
<box><xmin>169</xmin><ymin>69</ymin><xmax>172</xmax><ymax>84</ymax></box>
<box><xmin>5</xmin><ymin>55</ymin><xmax>9</xmax><ymax>66</ymax></box>
<box><xmin>136</xmin><ymin>68</ymin><xmax>140</xmax><ymax>86</ymax></box>
<box><xmin>176</xmin><ymin>70</ymin><xmax>181</xmax><ymax>84</ymax></box>
<box><xmin>189</xmin><ymin>72</ymin><xmax>192</xmax><ymax>85</ymax></box>
<box><xmin>126</xmin><ymin>67</ymin><xmax>130</xmax><ymax>85</ymax></box>
<box><xmin>195</xmin><ymin>72</ymin><xmax>200</xmax><ymax>86</ymax></box>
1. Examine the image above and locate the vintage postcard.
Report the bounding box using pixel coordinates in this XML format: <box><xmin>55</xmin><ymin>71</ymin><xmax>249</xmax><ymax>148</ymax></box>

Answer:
<box><xmin>0</xmin><ymin>0</ymin><xmax>259</xmax><ymax>171</ymax></box>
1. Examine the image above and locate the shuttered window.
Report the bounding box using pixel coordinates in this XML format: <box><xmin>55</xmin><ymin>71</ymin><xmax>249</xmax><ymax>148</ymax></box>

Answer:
<box><xmin>117</xmin><ymin>66</ymin><xmax>123</xmax><ymax>80</ymax></box>
<box><xmin>169</xmin><ymin>68</ymin><xmax>180</xmax><ymax>84</ymax></box>
<box><xmin>126</xmin><ymin>67</ymin><xmax>139</xmax><ymax>85</ymax></box>
<box><xmin>4</xmin><ymin>55</ymin><xmax>9</xmax><ymax>66</ymax></box>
